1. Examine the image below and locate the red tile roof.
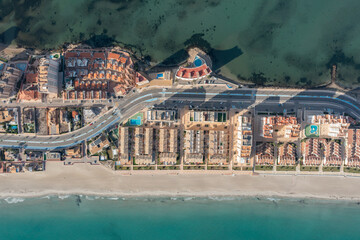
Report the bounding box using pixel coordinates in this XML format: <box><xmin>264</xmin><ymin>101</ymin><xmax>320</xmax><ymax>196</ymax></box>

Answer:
<box><xmin>93</xmin><ymin>52</ymin><xmax>105</xmax><ymax>60</ymax></box>
<box><xmin>26</xmin><ymin>73</ymin><xmax>38</xmax><ymax>83</ymax></box>
<box><xmin>79</xmin><ymin>52</ymin><xmax>91</xmax><ymax>58</ymax></box>
<box><xmin>65</xmin><ymin>52</ymin><xmax>78</xmax><ymax>58</ymax></box>
<box><xmin>176</xmin><ymin>64</ymin><xmax>211</xmax><ymax>79</ymax></box>
<box><xmin>108</xmin><ymin>52</ymin><xmax>120</xmax><ymax>59</ymax></box>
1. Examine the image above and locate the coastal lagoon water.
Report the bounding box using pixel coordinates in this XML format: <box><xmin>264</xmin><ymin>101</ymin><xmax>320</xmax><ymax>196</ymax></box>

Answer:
<box><xmin>2</xmin><ymin>0</ymin><xmax>360</xmax><ymax>88</ymax></box>
<box><xmin>1</xmin><ymin>196</ymin><xmax>360</xmax><ymax>240</ymax></box>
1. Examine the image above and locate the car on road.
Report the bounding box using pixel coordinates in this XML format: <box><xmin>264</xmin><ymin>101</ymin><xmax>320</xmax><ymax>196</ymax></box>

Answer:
<box><xmin>90</xmin><ymin>123</ymin><xmax>93</xmax><ymax>126</ymax></box>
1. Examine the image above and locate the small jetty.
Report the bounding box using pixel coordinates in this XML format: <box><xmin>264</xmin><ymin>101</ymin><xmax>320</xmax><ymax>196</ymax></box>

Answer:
<box><xmin>331</xmin><ymin>64</ymin><xmax>337</xmax><ymax>84</ymax></box>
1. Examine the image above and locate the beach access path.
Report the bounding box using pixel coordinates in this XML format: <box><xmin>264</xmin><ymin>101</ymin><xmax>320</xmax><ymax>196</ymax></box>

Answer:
<box><xmin>1</xmin><ymin>162</ymin><xmax>360</xmax><ymax>200</ymax></box>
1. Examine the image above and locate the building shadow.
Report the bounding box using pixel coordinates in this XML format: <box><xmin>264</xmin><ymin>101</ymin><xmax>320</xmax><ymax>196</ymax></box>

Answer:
<box><xmin>0</xmin><ymin>26</ymin><xmax>20</xmax><ymax>51</ymax></box>
<box><xmin>210</xmin><ymin>46</ymin><xmax>243</xmax><ymax>72</ymax></box>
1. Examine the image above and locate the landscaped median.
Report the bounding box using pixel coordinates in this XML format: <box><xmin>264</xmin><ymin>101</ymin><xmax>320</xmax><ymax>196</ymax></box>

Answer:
<box><xmin>276</xmin><ymin>166</ymin><xmax>296</xmax><ymax>171</ymax></box>
<box><xmin>322</xmin><ymin>166</ymin><xmax>340</xmax><ymax>172</ymax></box>
<box><xmin>133</xmin><ymin>166</ymin><xmax>155</xmax><ymax>170</ymax></box>
<box><xmin>344</xmin><ymin>167</ymin><xmax>360</xmax><ymax>174</ymax></box>
<box><xmin>207</xmin><ymin>166</ymin><xmax>229</xmax><ymax>170</ymax></box>
<box><xmin>183</xmin><ymin>165</ymin><xmax>205</xmax><ymax>170</ymax></box>
<box><xmin>115</xmin><ymin>165</ymin><xmax>131</xmax><ymax>170</ymax></box>
<box><xmin>255</xmin><ymin>165</ymin><xmax>273</xmax><ymax>171</ymax></box>
<box><xmin>157</xmin><ymin>166</ymin><xmax>180</xmax><ymax>170</ymax></box>
<box><xmin>300</xmin><ymin>166</ymin><xmax>319</xmax><ymax>172</ymax></box>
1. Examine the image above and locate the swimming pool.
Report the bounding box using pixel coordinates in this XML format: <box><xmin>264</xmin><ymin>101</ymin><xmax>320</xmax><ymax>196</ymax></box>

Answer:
<box><xmin>193</xmin><ymin>56</ymin><xmax>203</xmax><ymax>67</ymax></box>
<box><xmin>15</xmin><ymin>63</ymin><xmax>27</xmax><ymax>71</ymax></box>
<box><xmin>156</xmin><ymin>73</ymin><xmax>164</xmax><ymax>79</ymax></box>
<box><xmin>130</xmin><ymin>116</ymin><xmax>142</xmax><ymax>126</ymax></box>
<box><xmin>0</xmin><ymin>64</ymin><xmax>3</xmax><ymax>71</ymax></box>
<box><xmin>310</xmin><ymin>125</ymin><xmax>318</xmax><ymax>134</ymax></box>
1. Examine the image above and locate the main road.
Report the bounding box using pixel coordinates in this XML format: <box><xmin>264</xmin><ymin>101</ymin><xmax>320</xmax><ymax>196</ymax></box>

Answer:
<box><xmin>0</xmin><ymin>87</ymin><xmax>359</xmax><ymax>150</ymax></box>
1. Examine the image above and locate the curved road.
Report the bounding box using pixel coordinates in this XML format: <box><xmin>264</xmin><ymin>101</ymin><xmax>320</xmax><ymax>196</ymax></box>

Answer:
<box><xmin>0</xmin><ymin>87</ymin><xmax>359</xmax><ymax>150</ymax></box>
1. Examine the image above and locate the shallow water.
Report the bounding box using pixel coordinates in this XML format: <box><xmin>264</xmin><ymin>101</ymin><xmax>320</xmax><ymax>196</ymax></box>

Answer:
<box><xmin>1</xmin><ymin>0</ymin><xmax>360</xmax><ymax>87</ymax></box>
<box><xmin>0</xmin><ymin>196</ymin><xmax>360</xmax><ymax>240</ymax></box>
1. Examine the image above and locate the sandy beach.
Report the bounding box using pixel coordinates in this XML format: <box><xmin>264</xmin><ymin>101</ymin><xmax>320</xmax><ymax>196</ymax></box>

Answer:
<box><xmin>1</xmin><ymin>162</ymin><xmax>360</xmax><ymax>200</ymax></box>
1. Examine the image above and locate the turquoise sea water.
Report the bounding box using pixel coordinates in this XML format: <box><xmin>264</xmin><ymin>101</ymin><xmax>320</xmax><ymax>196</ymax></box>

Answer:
<box><xmin>1</xmin><ymin>196</ymin><xmax>360</xmax><ymax>240</ymax></box>
<box><xmin>2</xmin><ymin>0</ymin><xmax>360</xmax><ymax>88</ymax></box>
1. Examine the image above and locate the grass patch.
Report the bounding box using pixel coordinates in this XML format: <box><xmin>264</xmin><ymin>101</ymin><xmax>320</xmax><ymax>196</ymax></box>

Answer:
<box><xmin>300</xmin><ymin>166</ymin><xmax>319</xmax><ymax>171</ymax></box>
<box><xmin>242</xmin><ymin>166</ymin><xmax>253</xmax><ymax>171</ymax></box>
<box><xmin>255</xmin><ymin>165</ymin><xmax>273</xmax><ymax>171</ymax></box>
<box><xmin>276</xmin><ymin>166</ymin><xmax>296</xmax><ymax>171</ymax></box>
<box><xmin>323</xmin><ymin>166</ymin><xmax>340</xmax><ymax>172</ymax></box>
<box><xmin>115</xmin><ymin>165</ymin><xmax>130</xmax><ymax>170</ymax></box>
<box><xmin>183</xmin><ymin>165</ymin><xmax>205</xmax><ymax>170</ymax></box>
<box><xmin>157</xmin><ymin>166</ymin><xmax>180</xmax><ymax>170</ymax></box>
<box><xmin>233</xmin><ymin>166</ymin><xmax>253</xmax><ymax>171</ymax></box>
<box><xmin>133</xmin><ymin>166</ymin><xmax>155</xmax><ymax>170</ymax></box>
<box><xmin>344</xmin><ymin>167</ymin><xmax>360</xmax><ymax>174</ymax></box>
<box><xmin>207</xmin><ymin>166</ymin><xmax>229</xmax><ymax>170</ymax></box>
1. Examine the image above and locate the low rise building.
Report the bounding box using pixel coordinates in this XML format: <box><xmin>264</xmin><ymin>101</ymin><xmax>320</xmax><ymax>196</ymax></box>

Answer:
<box><xmin>324</xmin><ymin>140</ymin><xmax>342</xmax><ymax>166</ymax></box>
<box><xmin>119</xmin><ymin>127</ymin><xmax>130</xmax><ymax>165</ymax></box>
<box><xmin>64</xmin><ymin>145</ymin><xmax>82</xmax><ymax>159</ymax></box>
<box><xmin>133</xmin><ymin>127</ymin><xmax>154</xmax><ymax>165</ymax></box>
<box><xmin>346</xmin><ymin>129</ymin><xmax>360</xmax><ymax>167</ymax></box>
<box><xmin>158</xmin><ymin>152</ymin><xmax>177</xmax><ymax>165</ymax></box>
<box><xmin>89</xmin><ymin>135</ymin><xmax>110</xmax><ymax>155</ymax></box>
<box><xmin>0</xmin><ymin>66</ymin><xmax>22</xmax><ymax>99</ymax></box>
<box><xmin>208</xmin><ymin>130</ymin><xmax>229</xmax><ymax>165</ymax></box>
<box><xmin>175</xmin><ymin>50</ymin><xmax>212</xmax><ymax>81</ymax></box>
<box><xmin>184</xmin><ymin>130</ymin><xmax>205</xmax><ymax>164</ymax></box>
<box><xmin>302</xmin><ymin>138</ymin><xmax>324</xmax><ymax>166</ymax></box>
<box><xmin>308</xmin><ymin>114</ymin><xmax>354</xmax><ymax>137</ymax></box>
<box><xmin>25</xmin><ymin>151</ymin><xmax>44</xmax><ymax>161</ymax></box>
<box><xmin>256</xmin><ymin>142</ymin><xmax>275</xmax><ymax>165</ymax></box>
<box><xmin>278</xmin><ymin>143</ymin><xmax>297</xmax><ymax>165</ymax></box>
<box><xmin>234</xmin><ymin>115</ymin><xmax>253</xmax><ymax>165</ymax></box>
<box><xmin>46</xmin><ymin>152</ymin><xmax>61</xmax><ymax>161</ymax></box>
<box><xmin>261</xmin><ymin>116</ymin><xmax>300</xmax><ymax>139</ymax></box>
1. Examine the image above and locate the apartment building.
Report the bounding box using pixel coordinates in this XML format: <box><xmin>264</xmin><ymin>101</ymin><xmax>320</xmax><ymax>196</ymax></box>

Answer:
<box><xmin>261</xmin><ymin>116</ymin><xmax>300</xmax><ymax>139</ymax></box>
<box><xmin>119</xmin><ymin>127</ymin><xmax>130</xmax><ymax>164</ymax></box>
<box><xmin>208</xmin><ymin>130</ymin><xmax>229</xmax><ymax>165</ymax></box>
<box><xmin>158</xmin><ymin>128</ymin><xmax>178</xmax><ymax>165</ymax></box>
<box><xmin>302</xmin><ymin>138</ymin><xmax>323</xmax><ymax>166</ymax></box>
<box><xmin>235</xmin><ymin>115</ymin><xmax>253</xmax><ymax>165</ymax></box>
<box><xmin>346</xmin><ymin>129</ymin><xmax>360</xmax><ymax>167</ymax></box>
<box><xmin>188</xmin><ymin>110</ymin><xmax>227</xmax><ymax>123</ymax></box>
<box><xmin>256</xmin><ymin>142</ymin><xmax>275</xmax><ymax>165</ymax></box>
<box><xmin>134</xmin><ymin>127</ymin><xmax>154</xmax><ymax>165</ymax></box>
<box><xmin>184</xmin><ymin>130</ymin><xmax>205</xmax><ymax>164</ymax></box>
<box><xmin>278</xmin><ymin>143</ymin><xmax>297</xmax><ymax>165</ymax></box>
<box><xmin>89</xmin><ymin>135</ymin><xmax>110</xmax><ymax>155</ymax></box>
<box><xmin>324</xmin><ymin>141</ymin><xmax>342</xmax><ymax>166</ymax></box>
<box><xmin>64</xmin><ymin>50</ymin><xmax>148</xmax><ymax>100</ymax></box>
<box><xmin>309</xmin><ymin>114</ymin><xmax>353</xmax><ymax>137</ymax></box>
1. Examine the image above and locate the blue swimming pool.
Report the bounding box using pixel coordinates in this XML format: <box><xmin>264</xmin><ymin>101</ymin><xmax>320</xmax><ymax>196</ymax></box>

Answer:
<box><xmin>193</xmin><ymin>57</ymin><xmax>203</xmax><ymax>67</ymax></box>
<box><xmin>130</xmin><ymin>116</ymin><xmax>142</xmax><ymax>126</ymax></box>
<box><xmin>0</xmin><ymin>63</ymin><xmax>4</xmax><ymax>71</ymax></box>
<box><xmin>156</xmin><ymin>73</ymin><xmax>164</xmax><ymax>79</ymax></box>
<box><xmin>16</xmin><ymin>63</ymin><xmax>27</xmax><ymax>71</ymax></box>
<box><xmin>310</xmin><ymin>125</ymin><xmax>318</xmax><ymax>134</ymax></box>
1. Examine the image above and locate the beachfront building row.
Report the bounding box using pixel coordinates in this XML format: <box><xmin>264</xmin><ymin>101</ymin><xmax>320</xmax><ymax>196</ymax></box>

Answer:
<box><xmin>18</xmin><ymin>56</ymin><xmax>61</xmax><ymax>102</ymax></box>
<box><xmin>63</xmin><ymin>49</ymin><xmax>148</xmax><ymax>100</ymax></box>
<box><xmin>175</xmin><ymin>48</ymin><xmax>212</xmax><ymax>81</ymax></box>
<box><xmin>301</xmin><ymin>138</ymin><xmax>342</xmax><ymax>166</ymax></box>
<box><xmin>260</xmin><ymin>116</ymin><xmax>300</xmax><ymax>139</ymax></box>
<box><xmin>118</xmin><ymin>126</ymin><xmax>180</xmax><ymax>166</ymax></box>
